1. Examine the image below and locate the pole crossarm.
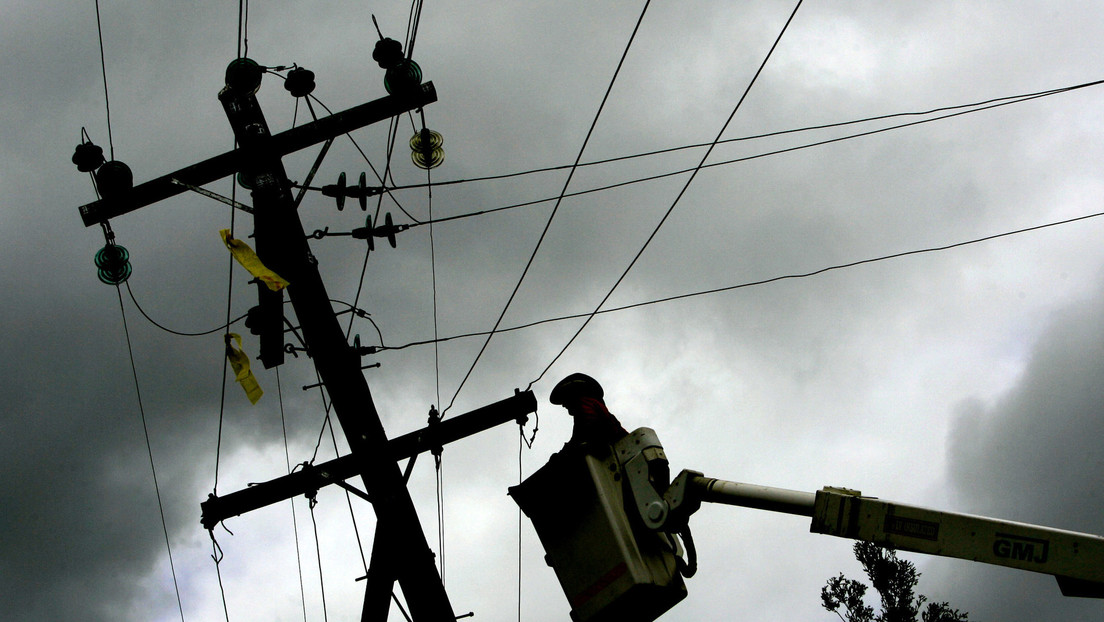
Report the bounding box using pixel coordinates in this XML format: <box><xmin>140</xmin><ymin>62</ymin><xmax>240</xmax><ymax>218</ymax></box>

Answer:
<box><xmin>200</xmin><ymin>390</ymin><xmax>537</xmax><ymax>529</ymax></box>
<box><xmin>77</xmin><ymin>82</ymin><xmax>437</xmax><ymax>226</ymax></box>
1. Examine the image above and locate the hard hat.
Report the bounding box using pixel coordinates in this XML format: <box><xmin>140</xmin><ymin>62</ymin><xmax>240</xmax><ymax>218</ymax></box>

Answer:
<box><xmin>549</xmin><ymin>373</ymin><xmax>604</xmax><ymax>405</ymax></box>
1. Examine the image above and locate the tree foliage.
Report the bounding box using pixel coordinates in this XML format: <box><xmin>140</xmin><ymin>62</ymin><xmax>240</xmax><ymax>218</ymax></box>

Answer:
<box><xmin>821</xmin><ymin>542</ymin><xmax>969</xmax><ymax>622</ymax></box>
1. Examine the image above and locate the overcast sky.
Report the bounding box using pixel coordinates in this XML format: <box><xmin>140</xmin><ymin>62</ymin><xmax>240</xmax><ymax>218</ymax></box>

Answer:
<box><xmin>3</xmin><ymin>1</ymin><xmax>1104</xmax><ymax>621</ymax></box>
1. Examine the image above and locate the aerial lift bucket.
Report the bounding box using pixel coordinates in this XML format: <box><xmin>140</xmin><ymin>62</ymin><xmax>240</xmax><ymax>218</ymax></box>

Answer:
<box><xmin>510</xmin><ymin>437</ymin><xmax>687</xmax><ymax>622</ymax></box>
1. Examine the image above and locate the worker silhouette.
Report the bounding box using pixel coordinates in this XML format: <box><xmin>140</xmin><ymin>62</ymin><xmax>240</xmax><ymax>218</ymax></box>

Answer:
<box><xmin>550</xmin><ymin>373</ymin><xmax>628</xmax><ymax>452</ymax></box>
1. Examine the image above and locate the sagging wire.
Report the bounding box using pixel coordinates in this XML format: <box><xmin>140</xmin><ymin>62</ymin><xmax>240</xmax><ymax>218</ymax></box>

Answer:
<box><xmin>442</xmin><ymin>0</ymin><xmax>654</xmax><ymax>417</ymax></box>
<box><xmin>124</xmin><ymin>281</ymin><xmax>248</xmax><ymax>336</ymax></box>
<box><xmin>527</xmin><ymin>0</ymin><xmax>806</xmax><ymax>390</ymax></box>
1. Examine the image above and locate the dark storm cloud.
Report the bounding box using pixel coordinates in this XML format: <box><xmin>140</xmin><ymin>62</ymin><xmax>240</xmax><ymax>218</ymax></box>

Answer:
<box><xmin>936</xmin><ymin>283</ymin><xmax>1104</xmax><ymax>620</ymax></box>
<box><xmin>6</xmin><ymin>1</ymin><xmax>1104</xmax><ymax>620</ymax></box>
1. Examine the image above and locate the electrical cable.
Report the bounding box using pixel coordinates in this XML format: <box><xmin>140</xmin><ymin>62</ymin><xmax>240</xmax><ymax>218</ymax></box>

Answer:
<box><xmin>442</xmin><ymin>0</ymin><xmax>654</xmax><ymax>416</ymax></box>
<box><xmin>308</xmin><ymin>497</ymin><xmax>329</xmax><ymax>622</ymax></box>
<box><xmin>93</xmin><ymin>0</ymin><xmax>114</xmax><ymax>160</ymax></box>
<box><xmin>405</xmin><ymin>0</ymin><xmax>425</xmax><ymax>60</ymax></box>
<box><xmin>210</xmin><ymin>532</ymin><xmax>231</xmax><ymax>621</ymax></box>
<box><xmin>517</xmin><ymin>426</ymin><xmax>524</xmax><ymax>622</ymax></box>
<box><xmin>528</xmin><ymin>0</ymin><xmax>805</xmax><ymax>389</ymax></box>
<box><xmin>303</xmin><ymin>94</ymin><xmax>422</xmax><ymax>224</ymax></box>
<box><xmin>124</xmin><ymin>282</ymin><xmax>248</xmax><ymax>336</ymax></box>
<box><xmin>387</xmin><ymin>78</ymin><xmax>1104</xmax><ymax>194</ymax></box>
<box><xmin>276</xmin><ymin>368</ymin><xmax>310</xmax><ymax>622</ymax></box>
<box><xmin>114</xmin><ymin>285</ymin><xmax>187</xmax><ymax>621</ymax></box>
<box><xmin>237</xmin><ymin>0</ymin><xmax>249</xmax><ymax>59</ymax></box>
<box><xmin>378</xmin><ymin>207</ymin><xmax>1104</xmax><ymax>353</ymax></box>
<box><xmin>393</xmin><ymin>78</ymin><xmax>1104</xmax><ymax>231</ymax></box>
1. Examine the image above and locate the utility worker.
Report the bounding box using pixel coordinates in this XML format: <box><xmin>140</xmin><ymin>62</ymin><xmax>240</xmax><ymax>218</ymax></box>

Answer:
<box><xmin>550</xmin><ymin>373</ymin><xmax>628</xmax><ymax>451</ymax></box>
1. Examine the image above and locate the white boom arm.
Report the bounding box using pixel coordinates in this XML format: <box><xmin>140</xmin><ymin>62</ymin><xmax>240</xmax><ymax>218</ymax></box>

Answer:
<box><xmin>683</xmin><ymin>476</ymin><xmax>1104</xmax><ymax>598</ymax></box>
<box><xmin>614</xmin><ymin>428</ymin><xmax>1104</xmax><ymax>599</ymax></box>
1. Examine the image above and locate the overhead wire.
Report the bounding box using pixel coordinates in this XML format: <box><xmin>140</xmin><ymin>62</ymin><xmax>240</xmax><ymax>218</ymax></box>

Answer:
<box><xmin>113</xmin><ymin>286</ymin><xmax>187</xmax><ymax>621</ymax></box>
<box><xmin>528</xmin><ymin>0</ymin><xmax>806</xmax><ymax>388</ymax></box>
<box><xmin>93</xmin><ymin>0</ymin><xmax>114</xmax><ymax>160</ymax></box>
<box><xmin>276</xmin><ymin>368</ymin><xmax>310</xmax><ymax>622</ymax></box>
<box><xmin>124</xmin><ymin>282</ymin><xmax>248</xmax><ymax>336</ymax></box>
<box><xmin>92</xmin><ymin>4</ymin><xmax>185</xmax><ymax>618</ymax></box>
<box><xmin>377</xmin><ymin>207</ymin><xmax>1104</xmax><ymax>353</ymax></box>
<box><xmin>441</xmin><ymin>0</ymin><xmax>654</xmax><ymax>416</ymax></box>
<box><xmin>395</xmin><ymin>78</ymin><xmax>1104</xmax><ymax>233</ymax></box>
<box><xmin>386</xmin><ymin>78</ymin><xmax>1104</xmax><ymax>194</ymax></box>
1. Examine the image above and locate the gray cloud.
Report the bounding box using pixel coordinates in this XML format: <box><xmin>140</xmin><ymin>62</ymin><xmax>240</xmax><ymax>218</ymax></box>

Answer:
<box><xmin>5</xmin><ymin>1</ymin><xmax>1104</xmax><ymax>620</ymax></box>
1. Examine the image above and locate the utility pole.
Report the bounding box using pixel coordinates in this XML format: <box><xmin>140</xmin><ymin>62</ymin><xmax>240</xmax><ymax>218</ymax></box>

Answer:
<box><xmin>77</xmin><ymin>57</ymin><xmax>533</xmax><ymax>621</ymax></box>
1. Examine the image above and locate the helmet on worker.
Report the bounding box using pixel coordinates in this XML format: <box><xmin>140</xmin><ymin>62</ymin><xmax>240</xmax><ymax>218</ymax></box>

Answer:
<box><xmin>550</xmin><ymin>373</ymin><xmax>604</xmax><ymax>407</ymax></box>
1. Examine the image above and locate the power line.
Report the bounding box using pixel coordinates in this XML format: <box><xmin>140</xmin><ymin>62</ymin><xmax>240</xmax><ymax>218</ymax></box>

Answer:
<box><xmin>114</xmin><ymin>286</ymin><xmax>186</xmax><ymax>621</ymax></box>
<box><xmin>388</xmin><ymin>79</ymin><xmax>1104</xmax><ymax>194</ymax></box>
<box><xmin>379</xmin><ymin>208</ymin><xmax>1104</xmax><ymax>353</ymax></box>
<box><xmin>124</xmin><ymin>282</ymin><xmax>248</xmax><ymax>336</ymax></box>
<box><xmin>276</xmin><ymin>368</ymin><xmax>310</xmax><ymax>622</ymax></box>
<box><xmin>528</xmin><ymin>0</ymin><xmax>806</xmax><ymax>389</ymax></box>
<box><xmin>398</xmin><ymin>78</ymin><xmax>1104</xmax><ymax>231</ymax></box>
<box><xmin>93</xmin><ymin>0</ymin><xmax>114</xmax><ymax>160</ymax></box>
<box><xmin>441</xmin><ymin>0</ymin><xmax>654</xmax><ymax>416</ymax></box>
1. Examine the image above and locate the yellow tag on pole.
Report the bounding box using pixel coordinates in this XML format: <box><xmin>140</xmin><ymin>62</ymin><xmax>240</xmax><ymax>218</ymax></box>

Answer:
<box><xmin>225</xmin><ymin>332</ymin><xmax>263</xmax><ymax>405</ymax></box>
<box><xmin>220</xmin><ymin>229</ymin><xmax>290</xmax><ymax>292</ymax></box>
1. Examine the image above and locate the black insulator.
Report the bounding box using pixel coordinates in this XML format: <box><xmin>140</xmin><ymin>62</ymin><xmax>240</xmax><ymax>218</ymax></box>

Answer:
<box><xmin>236</xmin><ymin>171</ymin><xmax>254</xmax><ymax>190</ymax></box>
<box><xmin>377</xmin><ymin>212</ymin><xmax>398</xmax><ymax>248</ymax></box>
<box><xmin>94</xmin><ymin>243</ymin><xmax>132</xmax><ymax>285</ymax></box>
<box><xmin>351</xmin><ymin>215</ymin><xmax>375</xmax><ymax>252</ymax></box>
<box><xmin>357</xmin><ymin>172</ymin><xmax>368</xmax><ymax>210</ymax></box>
<box><xmin>94</xmin><ymin>160</ymin><xmax>133</xmax><ymax>199</ymax></box>
<box><xmin>225</xmin><ymin>57</ymin><xmax>264</xmax><ymax>94</ymax></box>
<box><xmin>284</xmin><ymin>67</ymin><xmax>316</xmax><ymax>97</ymax></box>
<box><xmin>372</xmin><ymin>38</ymin><xmax>405</xmax><ymax>68</ymax></box>
<box><xmin>321</xmin><ymin>172</ymin><xmax>348</xmax><ymax>210</ymax></box>
<box><xmin>410</xmin><ymin>129</ymin><xmax>444</xmax><ymax>170</ymax></box>
<box><xmin>72</xmin><ymin>142</ymin><xmax>105</xmax><ymax>173</ymax></box>
<box><xmin>384</xmin><ymin>59</ymin><xmax>422</xmax><ymax>94</ymax></box>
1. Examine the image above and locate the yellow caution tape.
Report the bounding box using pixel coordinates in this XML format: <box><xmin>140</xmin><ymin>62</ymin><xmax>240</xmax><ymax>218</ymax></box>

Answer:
<box><xmin>220</xmin><ymin>229</ymin><xmax>289</xmax><ymax>292</ymax></box>
<box><xmin>225</xmin><ymin>332</ymin><xmax>263</xmax><ymax>405</ymax></box>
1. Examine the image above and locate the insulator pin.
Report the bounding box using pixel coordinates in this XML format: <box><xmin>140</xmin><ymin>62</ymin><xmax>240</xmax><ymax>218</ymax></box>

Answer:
<box><xmin>72</xmin><ymin>142</ymin><xmax>106</xmax><ymax>173</ymax></box>
<box><xmin>284</xmin><ymin>67</ymin><xmax>316</xmax><ymax>98</ymax></box>
<box><xmin>225</xmin><ymin>58</ymin><xmax>264</xmax><ymax>94</ymax></box>
<box><xmin>384</xmin><ymin>59</ymin><xmax>422</xmax><ymax>94</ymax></box>
<box><xmin>410</xmin><ymin>129</ymin><xmax>444</xmax><ymax>170</ymax></box>
<box><xmin>321</xmin><ymin>172</ymin><xmax>382</xmax><ymax>210</ymax></box>
<box><xmin>95</xmin><ymin>160</ymin><xmax>133</xmax><ymax>199</ymax></box>
<box><xmin>372</xmin><ymin>38</ymin><xmax>405</xmax><ymax>68</ymax></box>
<box><xmin>94</xmin><ymin>243</ymin><xmax>132</xmax><ymax>285</ymax></box>
<box><xmin>351</xmin><ymin>212</ymin><xmax>404</xmax><ymax>251</ymax></box>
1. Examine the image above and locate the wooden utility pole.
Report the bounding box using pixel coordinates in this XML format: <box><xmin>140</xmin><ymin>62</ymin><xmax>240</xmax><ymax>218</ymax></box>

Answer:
<box><xmin>77</xmin><ymin>59</ymin><xmax>534</xmax><ymax>621</ymax></box>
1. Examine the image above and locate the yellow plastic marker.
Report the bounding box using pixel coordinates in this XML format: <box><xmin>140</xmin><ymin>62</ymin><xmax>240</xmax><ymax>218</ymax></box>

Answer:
<box><xmin>220</xmin><ymin>229</ymin><xmax>290</xmax><ymax>291</ymax></box>
<box><xmin>225</xmin><ymin>332</ymin><xmax>263</xmax><ymax>404</ymax></box>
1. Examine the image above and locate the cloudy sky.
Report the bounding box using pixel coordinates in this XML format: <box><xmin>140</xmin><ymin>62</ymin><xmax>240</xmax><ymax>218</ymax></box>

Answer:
<box><xmin>3</xmin><ymin>1</ymin><xmax>1104</xmax><ymax>621</ymax></box>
